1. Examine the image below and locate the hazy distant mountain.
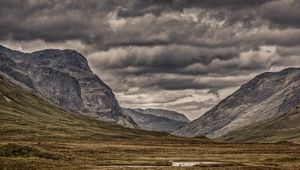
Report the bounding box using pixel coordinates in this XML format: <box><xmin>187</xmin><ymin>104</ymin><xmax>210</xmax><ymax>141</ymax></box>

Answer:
<box><xmin>220</xmin><ymin>101</ymin><xmax>300</xmax><ymax>143</ymax></box>
<box><xmin>123</xmin><ymin>108</ymin><xmax>190</xmax><ymax>133</ymax></box>
<box><xmin>134</xmin><ymin>108</ymin><xmax>190</xmax><ymax>123</ymax></box>
<box><xmin>175</xmin><ymin>68</ymin><xmax>300</xmax><ymax>138</ymax></box>
<box><xmin>0</xmin><ymin>45</ymin><xmax>136</xmax><ymax>128</ymax></box>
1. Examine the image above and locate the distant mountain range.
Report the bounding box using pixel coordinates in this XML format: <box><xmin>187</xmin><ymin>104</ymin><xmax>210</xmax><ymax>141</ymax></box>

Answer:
<box><xmin>175</xmin><ymin>68</ymin><xmax>300</xmax><ymax>142</ymax></box>
<box><xmin>123</xmin><ymin>108</ymin><xmax>190</xmax><ymax>133</ymax></box>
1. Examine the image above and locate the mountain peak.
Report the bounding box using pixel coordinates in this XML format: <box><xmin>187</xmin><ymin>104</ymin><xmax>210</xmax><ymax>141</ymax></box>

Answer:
<box><xmin>0</xmin><ymin>44</ymin><xmax>24</xmax><ymax>61</ymax></box>
<box><xmin>24</xmin><ymin>48</ymin><xmax>91</xmax><ymax>72</ymax></box>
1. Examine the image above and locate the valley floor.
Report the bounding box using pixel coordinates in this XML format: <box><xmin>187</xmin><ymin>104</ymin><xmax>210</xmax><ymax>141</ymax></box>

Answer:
<box><xmin>1</xmin><ymin>139</ymin><xmax>300</xmax><ymax>169</ymax></box>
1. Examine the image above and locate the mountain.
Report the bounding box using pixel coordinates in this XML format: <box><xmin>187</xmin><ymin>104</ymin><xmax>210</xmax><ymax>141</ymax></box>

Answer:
<box><xmin>123</xmin><ymin>108</ymin><xmax>190</xmax><ymax>133</ymax></box>
<box><xmin>220</xmin><ymin>101</ymin><xmax>300</xmax><ymax>143</ymax></box>
<box><xmin>134</xmin><ymin>108</ymin><xmax>190</xmax><ymax>123</ymax></box>
<box><xmin>174</xmin><ymin>68</ymin><xmax>300</xmax><ymax>138</ymax></box>
<box><xmin>0</xmin><ymin>45</ymin><xmax>135</xmax><ymax>128</ymax></box>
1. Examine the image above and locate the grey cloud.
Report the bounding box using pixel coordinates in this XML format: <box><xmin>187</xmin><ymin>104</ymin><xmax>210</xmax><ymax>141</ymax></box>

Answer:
<box><xmin>88</xmin><ymin>45</ymin><xmax>239</xmax><ymax>70</ymax></box>
<box><xmin>106</xmin><ymin>73</ymin><xmax>250</xmax><ymax>93</ymax></box>
<box><xmin>88</xmin><ymin>43</ymin><xmax>286</xmax><ymax>77</ymax></box>
<box><xmin>261</xmin><ymin>0</ymin><xmax>300</xmax><ymax>28</ymax></box>
<box><xmin>1</xmin><ymin>0</ymin><xmax>300</xmax><ymax>118</ymax></box>
<box><xmin>0</xmin><ymin>0</ymin><xmax>110</xmax><ymax>44</ymax></box>
<box><xmin>0</xmin><ymin>0</ymin><xmax>284</xmax><ymax>47</ymax></box>
<box><xmin>117</xmin><ymin>0</ymin><xmax>273</xmax><ymax>17</ymax></box>
<box><xmin>138</xmin><ymin>78</ymin><xmax>237</xmax><ymax>91</ymax></box>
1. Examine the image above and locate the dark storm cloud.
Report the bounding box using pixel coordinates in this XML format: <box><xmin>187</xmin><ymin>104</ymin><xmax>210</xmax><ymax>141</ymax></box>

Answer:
<box><xmin>1</xmin><ymin>0</ymin><xmax>299</xmax><ymax>52</ymax></box>
<box><xmin>1</xmin><ymin>0</ymin><xmax>300</xmax><ymax>117</ymax></box>
<box><xmin>0</xmin><ymin>0</ymin><xmax>110</xmax><ymax>44</ymax></box>
<box><xmin>117</xmin><ymin>0</ymin><xmax>273</xmax><ymax>17</ymax></box>
<box><xmin>261</xmin><ymin>0</ymin><xmax>300</xmax><ymax>28</ymax></box>
<box><xmin>88</xmin><ymin>45</ymin><xmax>238</xmax><ymax>70</ymax></box>
<box><xmin>106</xmin><ymin>73</ymin><xmax>250</xmax><ymax>94</ymax></box>
<box><xmin>88</xmin><ymin>44</ymin><xmax>285</xmax><ymax>77</ymax></box>
<box><xmin>132</xmin><ymin>78</ymin><xmax>242</xmax><ymax>91</ymax></box>
<box><xmin>0</xmin><ymin>0</ymin><xmax>279</xmax><ymax>45</ymax></box>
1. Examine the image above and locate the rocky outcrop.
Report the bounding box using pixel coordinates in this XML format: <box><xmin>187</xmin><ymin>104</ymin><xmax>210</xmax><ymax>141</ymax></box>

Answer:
<box><xmin>27</xmin><ymin>66</ymin><xmax>84</xmax><ymax>113</ymax></box>
<box><xmin>0</xmin><ymin>54</ymin><xmax>35</xmax><ymax>90</ymax></box>
<box><xmin>123</xmin><ymin>108</ymin><xmax>190</xmax><ymax>133</ymax></box>
<box><xmin>0</xmin><ymin>45</ymin><xmax>136</xmax><ymax>128</ymax></box>
<box><xmin>174</xmin><ymin>68</ymin><xmax>300</xmax><ymax>138</ymax></box>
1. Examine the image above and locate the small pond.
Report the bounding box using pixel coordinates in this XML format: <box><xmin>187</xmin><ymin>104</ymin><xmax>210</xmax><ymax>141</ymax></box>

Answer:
<box><xmin>172</xmin><ymin>161</ymin><xmax>222</xmax><ymax>167</ymax></box>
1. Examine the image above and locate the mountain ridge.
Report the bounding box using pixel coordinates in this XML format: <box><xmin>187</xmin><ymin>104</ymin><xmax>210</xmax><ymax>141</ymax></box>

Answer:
<box><xmin>174</xmin><ymin>67</ymin><xmax>300</xmax><ymax>138</ymax></box>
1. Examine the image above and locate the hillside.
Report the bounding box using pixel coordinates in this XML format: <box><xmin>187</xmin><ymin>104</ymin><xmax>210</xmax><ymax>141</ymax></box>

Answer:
<box><xmin>220</xmin><ymin>102</ymin><xmax>300</xmax><ymax>143</ymax></box>
<box><xmin>0</xmin><ymin>45</ymin><xmax>135</xmax><ymax>127</ymax></box>
<box><xmin>175</xmin><ymin>68</ymin><xmax>300</xmax><ymax>138</ymax></box>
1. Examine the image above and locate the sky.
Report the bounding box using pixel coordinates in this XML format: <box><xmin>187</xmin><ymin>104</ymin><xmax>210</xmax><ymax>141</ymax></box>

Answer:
<box><xmin>1</xmin><ymin>0</ymin><xmax>300</xmax><ymax>120</ymax></box>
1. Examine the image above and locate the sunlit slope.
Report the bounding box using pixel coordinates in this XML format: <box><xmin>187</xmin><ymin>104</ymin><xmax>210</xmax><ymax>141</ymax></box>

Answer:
<box><xmin>220</xmin><ymin>102</ymin><xmax>300</xmax><ymax>143</ymax></box>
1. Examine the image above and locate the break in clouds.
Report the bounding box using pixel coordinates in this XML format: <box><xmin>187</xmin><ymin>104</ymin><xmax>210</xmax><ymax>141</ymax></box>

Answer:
<box><xmin>1</xmin><ymin>0</ymin><xmax>300</xmax><ymax>119</ymax></box>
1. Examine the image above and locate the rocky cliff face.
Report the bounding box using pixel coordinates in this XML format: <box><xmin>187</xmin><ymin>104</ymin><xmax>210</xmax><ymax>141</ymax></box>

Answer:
<box><xmin>0</xmin><ymin>54</ymin><xmax>35</xmax><ymax>90</ymax></box>
<box><xmin>123</xmin><ymin>108</ymin><xmax>190</xmax><ymax>133</ymax></box>
<box><xmin>0</xmin><ymin>45</ymin><xmax>136</xmax><ymax>128</ymax></box>
<box><xmin>174</xmin><ymin>68</ymin><xmax>300</xmax><ymax>138</ymax></box>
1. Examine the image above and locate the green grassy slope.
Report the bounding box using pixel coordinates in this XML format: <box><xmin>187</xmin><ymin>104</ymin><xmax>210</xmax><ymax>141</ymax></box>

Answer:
<box><xmin>220</xmin><ymin>102</ymin><xmax>300</xmax><ymax>143</ymax></box>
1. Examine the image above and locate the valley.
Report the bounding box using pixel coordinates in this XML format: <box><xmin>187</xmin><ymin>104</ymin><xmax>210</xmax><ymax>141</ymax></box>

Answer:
<box><xmin>1</xmin><ymin>74</ymin><xmax>300</xmax><ymax>169</ymax></box>
<box><xmin>1</xmin><ymin>1</ymin><xmax>300</xmax><ymax>169</ymax></box>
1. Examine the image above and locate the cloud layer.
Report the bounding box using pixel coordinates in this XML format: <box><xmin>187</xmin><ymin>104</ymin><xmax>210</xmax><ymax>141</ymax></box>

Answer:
<box><xmin>1</xmin><ymin>0</ymin><xmax>300</xmax><ymax>119</ymax></box>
